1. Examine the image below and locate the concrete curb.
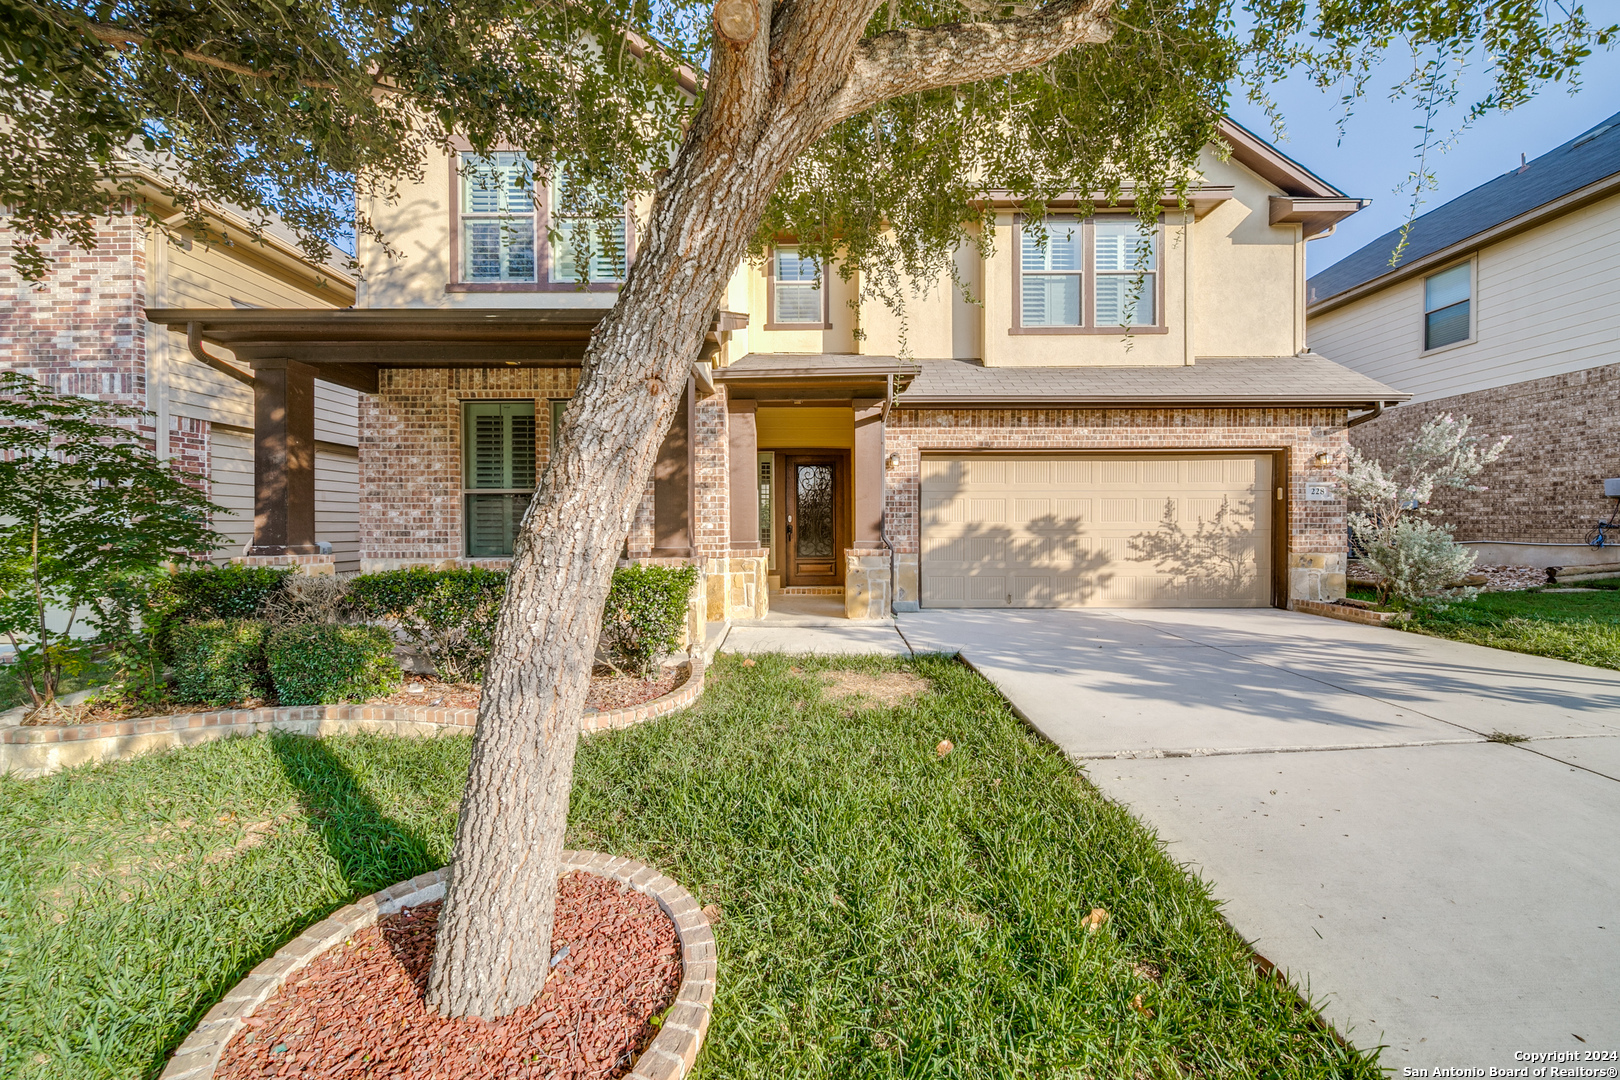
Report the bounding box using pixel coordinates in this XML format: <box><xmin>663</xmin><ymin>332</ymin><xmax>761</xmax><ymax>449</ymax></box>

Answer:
<box><xmin>2</xmin><ymin>660</ymin><xmax>703</xmax><ymax>778</ymax></box>
<box><xmin>1290</xmin><ymin>599</ymin><xmax>1410</xmax><ymax>627</ymax></box>
<box><xmin>157</xmin><ymin>851</ymin><xmax>716</xmax><ymax>1080</ymax></box>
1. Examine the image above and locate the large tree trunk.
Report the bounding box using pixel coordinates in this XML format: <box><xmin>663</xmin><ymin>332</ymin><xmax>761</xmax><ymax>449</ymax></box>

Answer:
<box><xmin>425</xmin><ymin>0</ymin><xmax>1114</xmax><ymax>1019</ymax></box>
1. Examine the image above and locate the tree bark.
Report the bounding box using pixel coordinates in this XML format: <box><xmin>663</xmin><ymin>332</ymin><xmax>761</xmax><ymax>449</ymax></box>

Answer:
<box><xmin>425</xmin><ymin>0</ymin><xmax>1114</xmax><ymax>1020</ymax></box>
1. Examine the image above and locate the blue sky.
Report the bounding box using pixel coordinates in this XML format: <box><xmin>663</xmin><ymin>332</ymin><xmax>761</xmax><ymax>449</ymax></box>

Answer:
<box><xmin>1226</xmin><ymin>47</ymin><xmax>1620</xmax><ymax>280</ymax></box>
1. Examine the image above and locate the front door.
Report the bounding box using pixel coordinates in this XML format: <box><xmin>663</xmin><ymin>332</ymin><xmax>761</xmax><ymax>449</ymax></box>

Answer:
<box><xmin>784</xmin><ymin>454</ymin><xmax>844</xmax><ymax>587</ymax></box>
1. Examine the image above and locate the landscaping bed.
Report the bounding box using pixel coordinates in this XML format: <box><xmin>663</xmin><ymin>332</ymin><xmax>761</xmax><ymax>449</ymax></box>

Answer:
<box><xmin>218</xmin><ymin>875</ymin><xmax>681</xmax><ymax>1080</ymax></box>
<box><xmin>0</xmin><ymin>655</ymin><xmax>1376</xmax><ymax>1078</ymax></box>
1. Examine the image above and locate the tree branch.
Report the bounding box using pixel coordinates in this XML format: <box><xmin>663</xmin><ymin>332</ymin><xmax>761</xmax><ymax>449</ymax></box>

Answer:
<box><xmin>828</xmin><ymin>0</ymin><xmax>1116</xmax><ymax>123</ymax></box>
<box><xmin>71</xmin><ymin>15</ymin><xmax>343</xmax><ymax>90</ymax></box>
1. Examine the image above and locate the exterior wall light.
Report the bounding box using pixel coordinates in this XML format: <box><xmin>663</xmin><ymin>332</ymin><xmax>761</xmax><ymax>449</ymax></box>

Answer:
<box><xmin>1312</xmin><ymin>451</ymin><xmax>1332</xmax><ymax>467</ymax></box>
<box><xmin>885</xmin><ymin>452</ymin><xmax>900</xmax><ymax>469</ymax></box>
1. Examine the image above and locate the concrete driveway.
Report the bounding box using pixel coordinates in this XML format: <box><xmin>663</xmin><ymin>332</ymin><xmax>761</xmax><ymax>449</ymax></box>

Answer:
<box><xmin>897</xmin><ymin>608</ymin><xmax>1620</xmax><ymax>1074</ymax></box>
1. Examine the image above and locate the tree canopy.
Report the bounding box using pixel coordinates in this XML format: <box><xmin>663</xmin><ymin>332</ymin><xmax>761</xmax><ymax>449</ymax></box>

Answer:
<box><xmin>1</xmin><ymin>0</ymin><xmax>1611</xmax><ymax>287</ymax></box>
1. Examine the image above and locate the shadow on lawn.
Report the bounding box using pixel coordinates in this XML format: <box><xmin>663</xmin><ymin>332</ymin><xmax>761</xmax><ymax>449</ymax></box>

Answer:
<box><xmin>269</xmin><ymin>732</ymin><xmax>438</xmax><ymax>895</ymax></box>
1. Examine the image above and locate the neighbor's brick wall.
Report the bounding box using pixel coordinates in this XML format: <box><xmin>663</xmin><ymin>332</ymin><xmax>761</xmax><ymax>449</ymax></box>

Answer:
<box><xmin>883</xmin><ymin>407</ymin><xmax>1350</xmax><ymax>557</ymax></box>
<box><xmin>1349</xmin><ymin>363</ymin><xmax>1620</xmax><ymax>544</ymax></box>
<box><xmin>1</xmin><ymin>210</ymin><xmax>151</xmax><ymax>440</ymax></box>
<box><xmin>361</xmin><ymin>367</ymin><xmax>581</xmax><ymax>563</ymax></box>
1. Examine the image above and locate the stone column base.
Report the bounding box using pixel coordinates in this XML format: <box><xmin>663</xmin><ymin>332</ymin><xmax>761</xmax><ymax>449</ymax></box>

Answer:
<box><xmin>1288</xmin><ymin>552</ymin><xmax>1347</xmax><ymax>602</ymax></box>
<box><xmin>845</xmin><ymin>548</ymin><xmax>892</xmax><ymax>619</ymax></box>
<box><xmin>232</xmin><ymin>553</ymin><xmax>335</xmax><ymax>576</ymax></box>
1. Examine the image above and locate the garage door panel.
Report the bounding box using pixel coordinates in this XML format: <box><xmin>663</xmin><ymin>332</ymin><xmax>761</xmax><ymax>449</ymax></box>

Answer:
<box><xmin>920</xmin><ymin>453</ymin><xmax>1273</xmax><ymax>609</ymax></box>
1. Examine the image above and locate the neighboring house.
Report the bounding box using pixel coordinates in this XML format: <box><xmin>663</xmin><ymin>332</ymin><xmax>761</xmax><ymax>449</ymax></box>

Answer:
<box><xmin>0</xmin><ymin>176</ymin><xmax>364</xmax><ymax>571</ymax></box>
<box><xmin>150</xmin><ymin>119</ymin><xmax>1403</xmax><ymax>620</ymax></box>
<box><xmin>1307</xmin><ymin>112</ymin><xmax>1620</xmax><ymax>565</ymax></box>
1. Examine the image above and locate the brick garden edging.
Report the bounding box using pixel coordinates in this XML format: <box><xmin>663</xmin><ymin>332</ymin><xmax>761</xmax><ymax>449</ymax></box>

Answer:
<box><xmin>158</xmin><ymin>851</ymin><xmax>718</xmax><ymax>1080</ymax></box>
<box><xmin>1291</xmin><ymin>599</ymin><xmax>1411</xmax><ymax>627</ymax></box>
<box><xmin>0</xmin><ymin>659</ymin><xmax>702</xmax><ymax>778</ymax></box>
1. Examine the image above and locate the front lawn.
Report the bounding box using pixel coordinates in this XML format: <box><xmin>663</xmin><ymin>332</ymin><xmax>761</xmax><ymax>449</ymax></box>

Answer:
<box><xmin>0</xmin><ymin>655</ymin><xmax>1374</xmax><ymax>1079</ymax></box>
<box><xmin>1356</xmin><ymin>581</ymin><xmax>1620</xmax><ymax>670</ymax></box>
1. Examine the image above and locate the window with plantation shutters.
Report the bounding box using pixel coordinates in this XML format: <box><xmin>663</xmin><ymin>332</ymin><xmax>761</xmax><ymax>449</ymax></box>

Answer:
<box><xmin>461</xmin><ymin>153</ymin><xmax>537</xmax><ymax>283</ymax></box>
<box><xmin>1019</xmin><ymin>216</ymin><xmax>1083</xmax><ymax>327</ymax></box>
<box><xmin>1093</xmin><ymin>218</ymin><xmax>1156</xmax><ymax>327</ymax></box>
<box><xmin>463</xmin><ymin>401</ymin><xmax>537</xmax><ymax>558</ymax></box>
<box><xmin>550</xmin><ymin>168</ymin><xmax>628</xmax><ymax>284</ymax></box>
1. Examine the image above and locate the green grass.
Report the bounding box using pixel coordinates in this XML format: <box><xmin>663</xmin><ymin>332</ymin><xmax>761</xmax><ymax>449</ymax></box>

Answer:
<box><xmin>1398</xmin><ymin>584</ymin><xmax>1620</xmax><ymax>670</ymax></box>
<box><xmin>0</xmin><ymin>656</ymin><xmax>1374</xmax><ymax>1079</ymax></box>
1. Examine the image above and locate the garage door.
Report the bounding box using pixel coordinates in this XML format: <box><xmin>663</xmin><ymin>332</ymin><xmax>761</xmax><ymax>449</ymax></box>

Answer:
<box><xmin>920</xmin><ymin>453</ymin><xmax>1274</xmax><ymax>608</ymax></box>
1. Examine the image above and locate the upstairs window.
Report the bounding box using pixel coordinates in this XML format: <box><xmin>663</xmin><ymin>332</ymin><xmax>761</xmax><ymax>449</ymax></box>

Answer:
<box><xmin>1019</xmin><ymin>216</ymin><xmax>1083</xmax><ymax>327</ymax></box>
<box><xmin>771</xmin><ymin>246</ymin><xmax>825</xmax><ymax>324</ymax></box>
<box><xmin>461</xmin><ymin>153</ymin><xmax>536</xmax><ymax>283</ymax></box>
<box><xmin>1093</xmin><ymin>218</ymin><xmax>1157</xmax><ymax>327</ymax></box>
<box><xmin>1424</xmin><ymin>263</ymin><xmax>1472</xmax><ymax>349</ymax></box>
<box><xmin>464</xmin><ymin>401</ymin><xmax>536</xmax><ymax>558</ymax></box>
<box><xmin>550</xmin><ymin>169</ymin><xmax>628</xmax><ymax>284</ymax></box>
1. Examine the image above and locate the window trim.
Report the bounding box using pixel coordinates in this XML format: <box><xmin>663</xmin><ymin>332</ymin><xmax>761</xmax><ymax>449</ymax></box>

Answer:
<box><xmin>1009</xmin><ymin>213</ymin><xmax>1169</xmax><ymax>336</ymax></box>
<box><xmin>461</xmin><ymin>398</ymin><xmax>539</xmax><ymax>559</ymax></box>
<box><xmin>446</xmin><ymin>152</ymin><xmax>635</xmax><ymax>294</ymax></box>
<box><xmin>1419</xmin><ymin>257</ymin><xmax>1477</xmax><ymax>355</ymax></box>
<box><xmin>763</xmin><ymin>244</ymin><xmax>833</xmax><ymax>331</ymax></box>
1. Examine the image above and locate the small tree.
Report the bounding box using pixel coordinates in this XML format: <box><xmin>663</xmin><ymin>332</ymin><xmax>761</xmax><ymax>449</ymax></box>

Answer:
<box><xmin>0</xmin><ymin>372</ymin><xmax>225</xmax><ymax>714</ymax></box>
<box><xmin>1341</xmin><ymin>412</ymin><xmax>1508</xmax><ymax>606</ymax></box>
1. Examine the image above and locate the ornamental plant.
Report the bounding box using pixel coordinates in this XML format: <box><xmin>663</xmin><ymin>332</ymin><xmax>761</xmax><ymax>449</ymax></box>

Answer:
<box><xmin>0</xmin><ymin>373</ymin><xmax>225</xmax><ymax>715</ymax></box>
<box><xmin>1341</xmin><ymin>412</ymin><xmax>1509</xmax><ymax>607</ymax></box>
<box><xmin>600</xmin><ymin>564</ymin><xmax>700</xmax><ymax>675</ymax></box>
<box><xmin>346</xmin><ymin>568</ymin><xmax>506</xmax><ymax>682</ymax></box>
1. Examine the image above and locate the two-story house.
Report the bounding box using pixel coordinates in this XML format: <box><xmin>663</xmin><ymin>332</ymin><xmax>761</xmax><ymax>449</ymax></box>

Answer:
<box><xmin>149</xmin><ymin>119</ymin><xmax>1403</xmax><ymax>621</ymax></box>
<box><xmin>1307</xmin><ymin>112</ymin><xmax>1620</xmax><ymax>568</ymax></box>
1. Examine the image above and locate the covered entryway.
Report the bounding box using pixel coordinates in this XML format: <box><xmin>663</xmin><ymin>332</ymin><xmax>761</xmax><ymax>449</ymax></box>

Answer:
<box><xmin>919</xmin><ymin>452</ymin><xmax>1275</xmax><ymax>608</ymax></box>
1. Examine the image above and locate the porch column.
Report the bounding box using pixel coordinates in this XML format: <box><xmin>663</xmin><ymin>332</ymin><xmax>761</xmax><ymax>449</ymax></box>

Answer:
<box><xmin>652</xmin><ymin>379</ymin><xmax>695</xmax><ymax>557</ymax></box>
<box><xmin>852</xmin><ymin>397</ymin><xmax>885</xmax><ymax>544</ymax></box>
<box><xmin>249</xmin><ymin>358</ymin><xmax>318</xmax><ymax>555</ymax></box>
<box><xmin>727</xmin><ymin>398</ymin><xmax>759</xmax><ymax>549</ymax></box>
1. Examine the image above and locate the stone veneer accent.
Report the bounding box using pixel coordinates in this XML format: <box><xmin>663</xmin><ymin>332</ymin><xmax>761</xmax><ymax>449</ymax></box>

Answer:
<box><xmin>844</xmin><ymin>547</ymin><xmax>893</xmax><ymax>619</ymax></box>
<box><xmin>883</xmin><ymin>407</ymin><xmax>1352</xmax><ymax>603</ymax></box>
<box><xmin>1290</xmin><ymin>599</ymin><xmax>1409</xmax><ymax>627</ymax></box>
<box><xmin>0</xmin><ymin>661</ymin><xmax>703</xmax><ymax>778</ymax></box>
<box><xmin>1348</xmin><ymin>362</ymin><xmax>1620</xmax><ymax>545</ymax></box>
<box><xmin>157</xmin><ymin>851</ymin><xmax>717</xmax><ymax>1080</ymax></box>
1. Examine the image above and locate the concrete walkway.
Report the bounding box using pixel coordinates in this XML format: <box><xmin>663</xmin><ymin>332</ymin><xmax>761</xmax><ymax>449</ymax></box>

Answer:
<box><xmin>897</xmin><ymin>608</ymin><xmax>1620</xmax><ymax>1073</ymax></box>
<box><xmin>723</xmin><ymin>593</ymin><xmax>911</xmax><ymax>655</ymax></box>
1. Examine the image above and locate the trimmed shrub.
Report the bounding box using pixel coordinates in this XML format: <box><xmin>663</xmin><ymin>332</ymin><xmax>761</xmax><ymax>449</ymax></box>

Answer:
<box><xmin>601</xmin><ymin>564</ymin><xmax>699</xmax><ymax>675</ymax></box>
<box><xmin>267</xmin><ymin>624</ymin><xmax>401</xmax><ymax>705</ymax></box>
<box><xmin>169</xmin><ymin>620</ymin><xmax>271</xmax><ymax>706</ymax></box>
<box><xmin>164</xmin><ymin>564</ymin><xmax>294</xmax><ymax>622</ymax></box>
<box><xmin>347</xmin><ymin>568</ymin><xmax>505</xmax><ymax>682</ymax></box>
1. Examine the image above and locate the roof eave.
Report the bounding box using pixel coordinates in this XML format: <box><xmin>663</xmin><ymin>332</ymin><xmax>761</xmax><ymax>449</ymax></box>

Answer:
<box><xmin>899</xmin><ymin>392</ymin><xmax>1410</xmax><ymax>409</ymax></box>
<box><xmin>1308</xmin><ymin>169</ymin><xmax>1620</xmax><ymax>317</ymax></box>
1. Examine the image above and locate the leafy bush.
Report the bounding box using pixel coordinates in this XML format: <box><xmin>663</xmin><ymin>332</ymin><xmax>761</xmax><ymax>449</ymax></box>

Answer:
<box><xmin>267</xmin><ymin>624</ymin><xmax>401</xmax><ymax>705</ymax></box>
<box><xmin>1356</xmin><ymin>517</ymin><xmax>1479</xmax><ymax>609</ymax></box>
<box><xmin>169</xmin><ymin>620</ymin><xmax>271</xmax><ymax>706</ymax></box>
<box><xmin>600</xmin><ymin>564</ymin><xmax>699</xmax><ymax>675</ymax></box>
<box><xmin>163</xmin><ymin>563</ymin><xmax>294</xmax><ymax>624</ymax></box>
<box><xmin>346</xmin><ymin>568</ymin><xmax>505</xmax><ymax>682</ymax></box>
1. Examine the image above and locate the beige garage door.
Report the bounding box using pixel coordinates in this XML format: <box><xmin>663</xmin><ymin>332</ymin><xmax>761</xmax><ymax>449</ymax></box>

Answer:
<box><xmin>920</xmin><ymin>453</ymin><xmax>1274</xmax><ymax>608</ymax></box>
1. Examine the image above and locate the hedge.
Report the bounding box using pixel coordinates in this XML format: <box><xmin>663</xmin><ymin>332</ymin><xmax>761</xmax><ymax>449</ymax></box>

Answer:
<box><xmin>601</xmin><ymin>564</ymin><xmax>699</xmax><ymax>675</ymax></box>
<box><xmin>346</xmin><ymin>567</ymin><xmax>505</xmax><ymax>683</ymax></box>
<box><xmin>169</xmin><ymin>620</ymin><xmax>271</xmax><ymax>706</ymax></box>
<box><xmin>267</xmin><ymin>624</ymin><xmax>401</xmax><ymax>705</ymax></box>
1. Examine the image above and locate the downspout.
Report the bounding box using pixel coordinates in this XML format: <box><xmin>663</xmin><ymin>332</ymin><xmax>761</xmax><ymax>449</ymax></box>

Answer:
<box><xmin>1346</xmin><ymin>400</ymin><xmax>1385</xmax><ymax>428</ymax></box>
<box><xmin>186</xmin><ymin>323</ymin><xmax>255</xmax><ymax>386</ymax></box>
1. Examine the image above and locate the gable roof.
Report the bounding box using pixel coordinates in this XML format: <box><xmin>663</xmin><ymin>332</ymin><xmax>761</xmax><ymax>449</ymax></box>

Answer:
<box><xmin>1307</xmin><ymin>111</ymin><xmax>1620</xmax><ymax>313</ymax></box>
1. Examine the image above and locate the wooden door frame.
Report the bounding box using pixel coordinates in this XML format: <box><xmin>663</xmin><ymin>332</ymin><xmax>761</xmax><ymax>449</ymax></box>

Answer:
<box><xmin>778</xmin><ymin>449</ymin><xmax>850</xmax><ymax>587</ymax></box>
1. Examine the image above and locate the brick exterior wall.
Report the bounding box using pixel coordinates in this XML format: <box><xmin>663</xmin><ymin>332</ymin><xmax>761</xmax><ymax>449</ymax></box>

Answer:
<box><xmin>883</xmin><ymin>407</ymin><xmax>1351</xmax><ymax>558</ymax></box>
<box><xmin>693</xmin><ymin>386</ymin><xmax>730</xmax><ymax>556</ymax></box>
<box><xmin>1348</xmin><ymin>363</ymin><xmax>1620</xmax><ymax>544</ymax></box>
<box><xmin>1</xmin><ymin>210</ymin><xmax>151</xmax><ymax>441</ymax></box>
<box><xmin>360</xmin><ymin>367</ymin><xmax>583</xmax><ymax>564</ymax></box>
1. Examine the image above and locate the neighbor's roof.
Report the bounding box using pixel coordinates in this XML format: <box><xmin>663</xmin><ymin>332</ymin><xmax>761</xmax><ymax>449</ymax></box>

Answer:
<box><xmin>896</xmin><ymin>354</ymin><xmax>1406</xmax><ymax>409</ymax></box>
<box><xmin>1307</xmin><ymin>111</ymin><xmax>1620</xmax><ymax>313</ymax></box>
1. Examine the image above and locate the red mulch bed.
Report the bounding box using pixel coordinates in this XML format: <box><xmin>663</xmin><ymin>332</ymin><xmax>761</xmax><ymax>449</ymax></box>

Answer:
<box><xmin>218</xmin><ymin>873</ymin><xmax>682</xmax><ymax>1080</ymax></box>
<box><xmin>368</xmin><ymin>669</ymin><xmax>686</xmax><ymax>714</ymax></box>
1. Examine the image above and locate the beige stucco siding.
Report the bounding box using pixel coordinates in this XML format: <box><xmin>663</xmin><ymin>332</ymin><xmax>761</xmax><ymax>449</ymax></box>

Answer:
<box><xmin>1308</xmin><ymin>190</ymin><xmax>1620</xmax><ymax>403</ymax></box>
<box><xmin>1190</xmin><ymin>150</ymin><xmax>1303</xmax><ymax>359</ymax></box>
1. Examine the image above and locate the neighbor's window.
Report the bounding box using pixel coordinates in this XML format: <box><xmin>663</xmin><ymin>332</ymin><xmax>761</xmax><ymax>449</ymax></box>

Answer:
<box><xmin>1424</xmin><ymin>263</ymin><xmax>1472</xmax><ymax>349</ymax></box>
<box><xmin>1019</xmin><ymin>216</ymin><xmax>1083</xmax><ymax>327</ymax></box>
<box><xmin>550</xmin><ymin>169</ymin><xmax>628</xmax><ymax>283</ymax></box>
<box><xmin>1093</xmin><ymin>218</ymin><xmax>1156</xmax><ymax>327</ymax></box>
<box><xmin>461</xmin><ymin>153</ymin><xmax>536</xmax><ymax>283</ymax></box>
<box><xmin>464</xmin><ymin>401</ymin><xmax>536</xmax><ymax>558</ymax></box>
<box><xmin>772</xmin><ymin>246</ymin><xmax>824</xmax><ymax>324</ymax></box>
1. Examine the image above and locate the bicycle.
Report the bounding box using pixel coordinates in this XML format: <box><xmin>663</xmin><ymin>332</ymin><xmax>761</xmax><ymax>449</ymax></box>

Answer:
<box><xmin>1588</xmin><ymin>485</ymin><xmax>1620</xmax><ymax>547</ymax></box>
